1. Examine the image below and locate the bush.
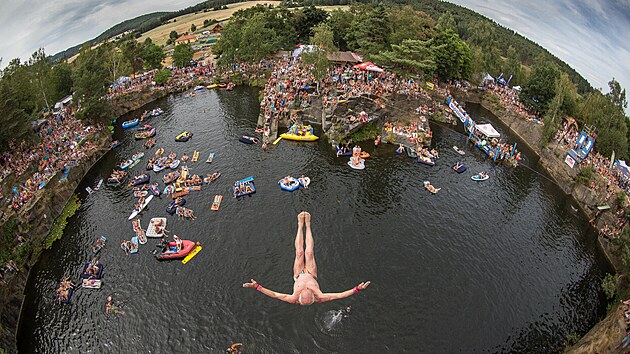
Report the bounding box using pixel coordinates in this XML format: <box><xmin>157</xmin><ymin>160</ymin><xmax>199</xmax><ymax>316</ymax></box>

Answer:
<box><xmin>617</xmin><ymin>192</ymin><xmax>628</xmax><ymax>209</ymax></box>
<box><xmin>44</xmin><ymin>195</ymin><xmax>80</xmax><ymax>250</ymax></box>
<box><xmin>154</xmin><ymin>69</ymin><xmax>172</xmax><ymax>85</ymax></box>
<box><xmin>602</xmin><ymin>273</ymin><xmax>617</xmax><ymax>300</ymax></box>
<box><xmin>575</xmin><ymin>166</ymin><xmax>594</xmax><ymax>185</ymax></box>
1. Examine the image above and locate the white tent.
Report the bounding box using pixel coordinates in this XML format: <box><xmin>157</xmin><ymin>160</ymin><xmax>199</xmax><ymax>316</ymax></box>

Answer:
<box><xmin>476</xmin><ymin>123</ymin><xmax>501</xmax><ymax>138</ymax></box>
<box><xmin>292</xmin><ymin>45</ymin><xmax>318</xmax><ymax>58</ymax></box>
<box><xmin>512</xmin><ymin>85</ymin><xmax>522</xmax><ymax>92</ymax></box>
<box><xmin>482</xmin><ymin>73</ymin><xmax>495</xmax><ymax>83</ymax></box>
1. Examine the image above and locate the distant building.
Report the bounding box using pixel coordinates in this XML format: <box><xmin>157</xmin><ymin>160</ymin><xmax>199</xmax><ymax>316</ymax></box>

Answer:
<box><xmin>326</xmin><ymin>51</ymin><xmax>362</xmax><ymax>64</ymax></box>
<box><xmin>175</xmin><ymin>35</ymin><xmax>197</xmax><ymax>45</ymax></box>
<box><xmin>209</xmin><ymin>23</ymin><xmax>224</xmax><ymax>34</ymax></box>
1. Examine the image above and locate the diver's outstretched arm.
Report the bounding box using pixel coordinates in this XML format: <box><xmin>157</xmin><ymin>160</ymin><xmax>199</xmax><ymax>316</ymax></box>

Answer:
<box><xmin>316</xmin><ymin>281</ymin><xmax>371</xmax><ymax>303</ymax></box>
<box><xmin>243</xmin><ymin>279</ymin><xmax>297</xmax><ymax>304</ymax></box>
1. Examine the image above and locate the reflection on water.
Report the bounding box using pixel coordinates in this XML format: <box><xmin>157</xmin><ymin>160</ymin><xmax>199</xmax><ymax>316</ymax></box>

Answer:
<box><xmin>18</xmin><ymin>87</ymin><xmax>610</xmax><ymax>353</ymax></box>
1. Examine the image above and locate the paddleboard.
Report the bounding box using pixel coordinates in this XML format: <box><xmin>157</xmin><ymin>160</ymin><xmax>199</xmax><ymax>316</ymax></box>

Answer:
<box><xmin>128</xmin><ymin>195</ymin><xmax>154</xmax><ymax>220</ymax></box>
<box><xmin>597</xmin><ymin>205</ymin><xmax>611</xmax><ymax>211</ymax></box>
<box><xmin>182</xmin><ymin>245</ymin><xmax>202</xmax><ymax>264</ymax></box>
<box><xmin>95</xmin><ymin>179</ymin><xmax>103</xmax><ymax>190</ymax></box>
<box><xmin>206</xmin><ymin>152</ymin><xmax>215</xmax><ymax>163</ymax></box>
<box><xmin>86</xmin><ymin>187</ymin><xmax>93</xmax><ymax>194</ymax></box>
<box><xmin>273</xmin><ymin>137</ymin><xmax>282</xmax><ymax>145</ymax></box>
<box><xmin>211</xmin><ymin>195</ymin><xmax>223</xmax><ymax>211</ymax></box>
<box><xmin>192</xmin><ymin>151</ymin><xmax>199</xmax><ymax>162</ymax></box>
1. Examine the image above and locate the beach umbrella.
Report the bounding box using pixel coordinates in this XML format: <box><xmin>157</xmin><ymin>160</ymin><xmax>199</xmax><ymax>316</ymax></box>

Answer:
<box><xmin>353</xmin><ymin>62</ymin><xmax>384</xmax><ymax>72</ymax></box>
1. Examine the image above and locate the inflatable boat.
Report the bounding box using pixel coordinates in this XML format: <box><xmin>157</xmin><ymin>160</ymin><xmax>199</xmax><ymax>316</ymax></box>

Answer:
<box><xmin>279</xmin><ymin>132</ymin><xmax>319</xmax><ymax>142</ymax></box>
<box><xmin>122</xmin><ymin>119</ymin><xmax>139</xmax><ymax>129</ymax></box>
<box><xmin>471</xmin><ymin>173</ymin><xmax>489</xmax><ymax>181</ymax></box>
<box><xmin>81</xmin><ymin>262</ymin><xmax>104</xmax><ymax>279</ymax></box>
<box><xmin>129</xmin><ymin>174</ymin><xmax>150</xmax><ymax>186</ymax></box>
<box><xmin>155</xmin><ymin>240</ymin><xmax>197</xmax><ymax>260</ymax></box>
<box><xmin>175</xmin><ymin>131</ymin><xmax>193</xmax><ymax>142</ymax></box>
<box><xmin>149</xmin><ymin>183</ymin><xmax>160</xmax><ymax>196</ymax></box>
<box><xmin>417</xmin><ymin>156</ymin><xmax>435</xmax><ymax>166</ymax></box>
<box><xmin>239</xmin><ymin>135</ymin><xmax>259</xmax><ymax>144</ymax></box>
<box><xmin>452</xmin><ymin>163</ymin><xmax>467</xmax><ymax>173</ymax></box>
<box><xmin>279</xmin><ymin>177</ymin><xmax>300</xmax><ymax>191</ymax></box>
<box><xmin>348</xmin><ymin>157</ymin><xmax>365</xmax><ymax>170</ymax></box>
<box><xmin>166</xmin><ymin>198</ymin><xmax>186</xmax><ymax>215</ymax></box>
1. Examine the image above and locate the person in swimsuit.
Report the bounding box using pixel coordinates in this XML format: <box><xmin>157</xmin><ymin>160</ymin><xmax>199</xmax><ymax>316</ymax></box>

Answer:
<box><xmin>243</xmin><ymin>211</ymin><xmax>370</xmax><ymax>305</ymax></box>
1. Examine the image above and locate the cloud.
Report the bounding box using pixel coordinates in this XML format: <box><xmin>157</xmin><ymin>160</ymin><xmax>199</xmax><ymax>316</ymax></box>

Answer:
<box><xmin>0</xmin><ymin>0</ymin><xmax>200</xmax><ymax>64</ymax></box>
<box><xmin>447</xmin><ymin>0</ymin><xmax>630</xmax><ymax>102</ymax></box>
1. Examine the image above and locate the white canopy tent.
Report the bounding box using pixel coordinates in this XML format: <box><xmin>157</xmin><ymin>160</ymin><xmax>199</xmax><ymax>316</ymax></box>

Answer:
<box><xmin>482</xmin><ymin>73</ymin><xmax>495</xmax><ymax>83</ymax></box>
<box><xmin>476</xmin><ymin>123</ymin><xmax>501</xmax><ymax>138</ymax></box>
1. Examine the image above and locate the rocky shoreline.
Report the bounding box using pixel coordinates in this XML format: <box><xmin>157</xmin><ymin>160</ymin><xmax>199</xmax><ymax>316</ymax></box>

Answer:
<box><xmin>0</xmin><ymin>86</ymin><xmax>183</xmax><ymax>353</ymax></box>
<box><xmin>1</xmin><ymin>82</ymin><xmax>621</xmax><ymax>352</ymax></box>
<box><xmin>453</xmin><ymin>89</ymin><xmax>625</xmax><ymax>352</ymax></box>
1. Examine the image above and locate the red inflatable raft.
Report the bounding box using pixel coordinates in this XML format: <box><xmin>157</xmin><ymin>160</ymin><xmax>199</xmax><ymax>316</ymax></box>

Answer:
<box><xmin>155</xmin><ymin>240</ymin><xmax>196</xmax><ymax>260</ymax></box>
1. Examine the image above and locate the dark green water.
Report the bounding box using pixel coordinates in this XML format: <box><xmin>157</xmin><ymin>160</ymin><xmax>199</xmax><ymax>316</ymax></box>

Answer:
<box><xmin>18</xmin><ymin>88</ymin><xmax>609</xmax><ymax>353</ymax></box>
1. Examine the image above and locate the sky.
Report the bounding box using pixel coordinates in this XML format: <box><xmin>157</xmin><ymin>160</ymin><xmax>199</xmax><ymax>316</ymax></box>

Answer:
<box><xmin>0</xmin><ymin>0</ymin><xmax>628</xmax><ymax>100</ymax></box>
<box><xmin>448</xmin><ymin>0</ymin><xmax>630</xmax><ymax>95</ymax></box>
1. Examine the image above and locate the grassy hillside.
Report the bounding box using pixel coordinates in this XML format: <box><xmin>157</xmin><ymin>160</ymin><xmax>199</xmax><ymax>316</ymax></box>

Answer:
<box><xmin>138</xmin><ymin>1</ymin><xmax>281</xmax><ymax>47</ymax></box>
<box><xmin>50</xmin><ymin>12</ymin><xmax>168</xmax><ymax>62</ymax></box>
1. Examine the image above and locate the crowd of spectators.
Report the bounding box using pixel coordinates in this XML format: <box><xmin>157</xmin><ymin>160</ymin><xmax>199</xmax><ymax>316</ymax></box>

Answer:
<box><xmin>0</xmin><ymin>107</ymin><xmax>99</xmax><ymax>212</ymax></box>
<box><xmin>486</xmin><ymin>83</ymin><xmax>543</xmax><ymax>125</ymax></box>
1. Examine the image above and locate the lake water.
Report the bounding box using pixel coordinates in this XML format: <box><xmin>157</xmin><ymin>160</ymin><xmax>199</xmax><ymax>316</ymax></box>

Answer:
<box><xmin>18</xmin><ymin>88</ymin><xmax>610</xmax><ymax>353</ymax></box>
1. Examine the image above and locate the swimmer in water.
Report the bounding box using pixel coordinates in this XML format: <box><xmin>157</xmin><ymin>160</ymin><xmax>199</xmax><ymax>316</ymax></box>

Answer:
<box><xmin>226</xmin><ymin>343</ymin><xmax>243</xmax><ymax>353</ymax></box>
<box><xmin>243</xmin><ymin>211</ymin><xmax>371</xmax><ymax>305</ymax></box>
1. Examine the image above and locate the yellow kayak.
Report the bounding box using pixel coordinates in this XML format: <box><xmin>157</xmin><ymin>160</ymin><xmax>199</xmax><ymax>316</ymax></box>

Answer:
<box><xmin>280</xmin><ymin>133</ymin><xmax>319</xmax><ymax>141</ymax></box>
<box><xmin>207</xmin><ymin>84</ymin><xmax>218</xmax><ymax>89</ymax></box>
<box><xmin>182</xmin><ymin>245</ymin><xmax>202</xmax><ymax>264</ymax></box>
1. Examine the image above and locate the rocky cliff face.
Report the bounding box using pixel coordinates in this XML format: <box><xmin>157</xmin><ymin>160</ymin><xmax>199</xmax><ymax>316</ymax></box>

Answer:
<box><xmin>0</xmin><ymin>134</ymin><xmax>110</xmax><ymax>353</ymax></box>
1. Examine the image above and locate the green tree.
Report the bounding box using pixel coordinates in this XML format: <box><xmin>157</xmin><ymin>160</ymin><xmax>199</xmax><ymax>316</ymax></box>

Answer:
<box><xmin>27</xmin><ymin>48</ymin><xmax>53</xmax><ymax>111</ymax></box>
<box><xmin>104</xmin><ymin>43</ymin><xmax>131</xmax><ymax>82</ymax></box>
<box><xmin>607</xmin><ymin>78</ymin><xmax>627</xmax><ymax>110</ymax></box>
<box><xmin>72</xmin><ymin>44</ymin><xmax>112</xmax><ymax>123</ymax></box>
<box><xmin>120</xmin><ymin>40</ymin><xmax>143</xmax><ymax>74</ymax></box>
<box><xmin>520</xmin><ymin>57</ymin><xmax>560</xmax><ymax>113</ymax></box>
<box><xmin>154</xmin><ymin>69</ymin><xmax>171</xmax><ymax>85</ymax></box>
<box><xmin>172</xmin><ymin>43</ymin><xmax>194</xmax><ymax>68</ymax></box>
<box><xmin>327</xmin><ymin>9</ymin><xmax>353</xmax><ymax>51</ymax></box>
<box><xmin>142</xmin><ymin>44</ymin><xmax>165</xmax><ymax>69</ymax></box>
<box><xmin>301</xmin><ymin>23</ymin><xmax>337</xmax><ymax>92</ymax></box>
<box><xmin>372</xmin><ymin>39</ymin><xmax>436</xmax><ymax>76</ymax></box>
<box><xmin>191</xmin><ymin>24</ymin><xmax>197</xmax><ymax>33</ymax></box>
<box><xmin>143</xmin><ymin>37</ymin><xmax>153</xmax><ymax>46</ymax></box>
<box><xmin>542</xmin><ymin>73</ymin><xmax>578</xmax><ymax>143</ymax></box>
<box><xmin>169</xmin><ymin>30</ymin><xmax>179</xmax><ymax>40</ymax></box>
<box><xmin>292</xmin><ymin>6</ymin><xmax>329</xmax><ymax>43</ymax></box>
<box><xmin>49</xmin><ymin>62</ymin><xmax>74</xmax><ymax>102</ymax></box>
<box><xmin>578</xmin><ymin>86</ymin><xmax>628</xmax><ymax>158</ymax></box>
<box><xmin>346</xmin><ymin>4</ymin><xmax>390</xmax><ymax>55</ymax></box>
<box><xmin>387</xmin><ymin>6</ymin><xmax>436</xmax><ymax>45</ymax></box>
<box><xmin>431</xmin><ymin>29</ymin><xmax>471</xmax><ymax>80</ymax></box>
<box><xmin>0</xmin><ymin>81</ymin><xmax>32</xmax><ymax>149</ymax></box>
<box><xmin>436</xmin><ymin>11</ymin><xmax>456</xmax><ymax>33</ymax></box>
<box><xmin>504</xmin><ymin>46</ymin><xmax>522</xmax><ymax>85</ymax></box>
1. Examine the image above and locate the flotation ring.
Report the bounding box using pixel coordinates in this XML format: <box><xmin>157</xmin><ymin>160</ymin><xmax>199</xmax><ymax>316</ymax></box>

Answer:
<box><xmin>279</xmin><ymin>177</ymin><xmax>300</xmax><ymax>192</ymax></box>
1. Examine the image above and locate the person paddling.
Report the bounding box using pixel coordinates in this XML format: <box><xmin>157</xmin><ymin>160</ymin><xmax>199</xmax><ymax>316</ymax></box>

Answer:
<box><xmin>243</xmin><ymin>211</ymin><xmax>370</xmax><ymax>305</ymax></box>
